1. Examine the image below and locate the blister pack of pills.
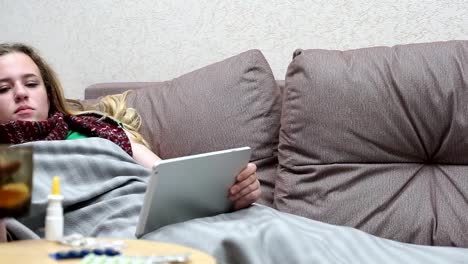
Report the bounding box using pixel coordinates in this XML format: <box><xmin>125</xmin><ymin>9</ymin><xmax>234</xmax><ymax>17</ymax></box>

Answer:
<box><xmin>79</xmin><ymin>253</ymin><xmax>192</xmax><ymax>264</ymax></box>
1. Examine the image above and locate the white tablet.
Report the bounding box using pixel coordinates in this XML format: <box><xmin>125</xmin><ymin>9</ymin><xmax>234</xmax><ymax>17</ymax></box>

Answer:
<box><xmin>136</xmin><ymin>146</ymin><xmax>252</xmax><ymax>238</ymax></box>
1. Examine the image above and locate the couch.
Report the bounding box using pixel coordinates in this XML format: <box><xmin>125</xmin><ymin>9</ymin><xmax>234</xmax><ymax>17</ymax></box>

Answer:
<box><xmin>82</xmin><ymin>40</ymin><xmax>468</xmax><ymax>250</ymax></box>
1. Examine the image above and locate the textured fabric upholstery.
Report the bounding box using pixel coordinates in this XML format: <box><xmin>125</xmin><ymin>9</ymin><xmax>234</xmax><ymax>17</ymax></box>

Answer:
<box><xmin>122</xmin><ymin>50</ymin><xmax>281</xmax><ymax>206</ymax></box>
<box><xmin>276</xmin><ymin>40</ymin><xmax>468</xmax><ymax>246</ymax></box>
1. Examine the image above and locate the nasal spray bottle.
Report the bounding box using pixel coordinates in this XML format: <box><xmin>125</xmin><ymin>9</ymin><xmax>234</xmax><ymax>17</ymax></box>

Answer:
<box><xmin>45</xmin><ymin>176</ymin><xmax>64</xmax><ymax>241</ymax></box>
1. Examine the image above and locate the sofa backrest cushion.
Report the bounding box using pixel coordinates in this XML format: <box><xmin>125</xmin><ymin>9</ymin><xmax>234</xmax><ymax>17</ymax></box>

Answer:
<box><xmin>276</xmin><ymin>40</ymin><xmax>468</xmax><ymax>246</ymax></box>
<box><xmin>124</xmin><ymin>50</ymin><xmax>281</xmax><ymax>206</ymax></box>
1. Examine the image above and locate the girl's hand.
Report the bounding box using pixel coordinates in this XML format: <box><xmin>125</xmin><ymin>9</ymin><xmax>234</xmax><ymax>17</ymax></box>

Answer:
<box><xmin>229</xmin><ymin>163</ymin><xmax>261</xmax><ymax>210</ymax></box>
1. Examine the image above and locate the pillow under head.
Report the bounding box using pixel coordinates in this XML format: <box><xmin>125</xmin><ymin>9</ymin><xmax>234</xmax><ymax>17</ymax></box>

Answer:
<box><xmin>126</xmin><ymin>50</ymin><xmax>281</xmax><ymax>206</ymax></box>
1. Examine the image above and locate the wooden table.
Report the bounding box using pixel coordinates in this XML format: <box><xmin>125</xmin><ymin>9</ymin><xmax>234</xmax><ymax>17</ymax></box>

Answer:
<box><xmin>0</xmin><ymin>239</ymin><xmax>216</xmax><ymax>263</ymax></box>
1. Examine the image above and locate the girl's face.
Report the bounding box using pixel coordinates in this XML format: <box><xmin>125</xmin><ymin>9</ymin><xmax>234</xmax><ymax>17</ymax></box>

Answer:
<box><xmin>0</xmin><ymin>52</ymin><xmax>49</xmax><ymax>123</ymax></box>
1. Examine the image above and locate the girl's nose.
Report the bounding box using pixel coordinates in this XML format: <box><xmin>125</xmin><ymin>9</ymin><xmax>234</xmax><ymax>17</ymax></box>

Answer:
<box><xmin>14</xmin><ymin>85</ymin><xmax>28</xmax><ymax>102</ymax></box>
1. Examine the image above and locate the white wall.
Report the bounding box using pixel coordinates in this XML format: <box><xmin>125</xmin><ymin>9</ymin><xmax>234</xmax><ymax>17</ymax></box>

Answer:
<box><xmin>1</xmin><ymin>0</ymin><xmax>467</xmax><ymax>99</ymax></box>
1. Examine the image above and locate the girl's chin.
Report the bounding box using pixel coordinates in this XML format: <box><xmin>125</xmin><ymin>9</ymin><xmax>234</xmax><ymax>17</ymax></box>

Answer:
<box><xmin>13</xmin><ymin>117</ymin><xmax>40</xmax><ymax>122</ymax></box>
<box><xmin>14</xmin><ymin>113</ymin><xmax>46</xmax><ymax>122</ymax></box>
<box><xmin>18</xmin><ymin>117</ymin><xmax>39</xmax><ymax>121</ymax></box>
<box><xmin>1</xmin><ymin>116</ymin><xmax>45</xmax><ymax>123</ymax></box>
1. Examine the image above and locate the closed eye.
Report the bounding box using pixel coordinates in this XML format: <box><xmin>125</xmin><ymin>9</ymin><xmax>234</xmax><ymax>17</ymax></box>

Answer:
<box><xmin>25</xmin><ymin>82</ymin><xmax>38</xmax><ymax>88</ymax></box>
<box><xmin>0</xmin><ymin>86</ymin><xmax>10</xmax><ymax>94</ymax></box>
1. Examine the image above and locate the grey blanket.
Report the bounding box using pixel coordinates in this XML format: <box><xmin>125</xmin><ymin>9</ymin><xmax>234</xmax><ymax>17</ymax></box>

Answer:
<box><xmin>7</xmin><ymin>139</ymin><xmax>468</xmax><ymax>263</ymax></box>
<box><xmin>10</xmin><ymin>138</ymin><xmax>149</xmax><ymax>239</ymax></box>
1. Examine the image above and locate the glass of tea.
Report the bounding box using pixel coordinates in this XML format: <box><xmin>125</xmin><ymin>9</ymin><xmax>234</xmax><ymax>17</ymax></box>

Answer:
<box><xmin>0</xmin><ymin>146</ymin><xmax>33</xmax><ymax>218</ymax></box>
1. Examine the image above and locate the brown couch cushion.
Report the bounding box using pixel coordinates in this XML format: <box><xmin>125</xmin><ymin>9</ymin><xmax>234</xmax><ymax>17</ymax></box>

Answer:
<box><xmin>125</xmin><ymin>49</ymin><xmax>281</xmax><ymax>206</ymax></box>
<box><xmin>276</xmin><ymin>40</ymin><xmax>468</xmax><ymax>246</ymax></box>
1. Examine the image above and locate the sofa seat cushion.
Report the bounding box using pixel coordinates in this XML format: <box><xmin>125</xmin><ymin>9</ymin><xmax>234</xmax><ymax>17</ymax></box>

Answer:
<box><xmin>276</xmin><ymin>40</ymin><xmax>468</xmax><ymax>246</ymax></box>
<box><xmin>125</xmin><ymin>50</ymin><xmax>281</xmax><ymax>206</ymax></box>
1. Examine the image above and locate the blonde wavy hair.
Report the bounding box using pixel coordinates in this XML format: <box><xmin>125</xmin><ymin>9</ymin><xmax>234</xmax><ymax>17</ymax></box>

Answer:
<box><xmin>0</xmin><ymin>42</ymin><xmax>149</xmax><ymax>148</ymax></box>
<box><xmin>93</xmin><ymin>91</ymin><xmax>149</xmax><ymax>148</ymax></box>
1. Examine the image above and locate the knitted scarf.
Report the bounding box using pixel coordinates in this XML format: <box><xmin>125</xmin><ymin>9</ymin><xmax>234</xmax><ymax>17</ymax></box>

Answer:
<box><xmin>0</xmin><ymin>112</ymin><xmax>132</xmax><ymax>156</ymax></box>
